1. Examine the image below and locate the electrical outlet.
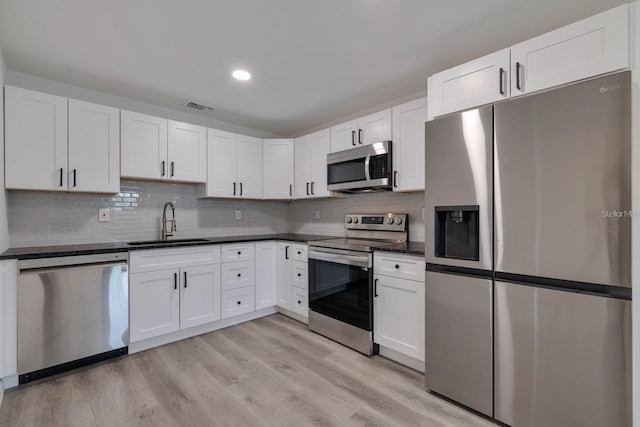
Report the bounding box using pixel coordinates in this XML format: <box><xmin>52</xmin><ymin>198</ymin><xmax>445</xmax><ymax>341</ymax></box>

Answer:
<box><xmin>422</xmin><ymin>207</ymin><xmax>425</xmax><ymax>221</ymax></box>
<box><xmin>235</xmin><ymin>210</ymin><xmax>242</xmax><ymax>220</ymax></box>
<box><xmin>99</xmin><ymin>209</ymin><xmax>110</xmax><ymax>222</ymax></box>
<box><xmin>315</xmin><ymin>209</ymin><xmax>321</xmax><ymax>220</ymax></box>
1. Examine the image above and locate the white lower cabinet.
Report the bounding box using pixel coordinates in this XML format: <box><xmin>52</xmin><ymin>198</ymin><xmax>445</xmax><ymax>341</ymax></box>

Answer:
<box><xmin>373</xmin><ymin>252</ymin><xmax>425</xmax><ymax>364</ymax></box>
<box><xmin>222</xmin><ymin>286</ymin><xmax>256</xmax><ymax>319</ymax></box>
<box><xmin>276</xmin><ymin>242</ymin><xmax>309</xmax><ymax>321</ymax></box>
<box><xmin>129</xmin><ymin>246</ymin><xmax>221</xmax><ymax>343</ymax></box>
<box><xmin>255</xmin><ymin>241</ymin><xmax>277</xmax><ymax>310</ymax></box>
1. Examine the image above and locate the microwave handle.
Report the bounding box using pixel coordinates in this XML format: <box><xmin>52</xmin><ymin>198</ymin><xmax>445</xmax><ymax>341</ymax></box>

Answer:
<box><xmin>364</xmin><ymin>154</ymin><xmax>371</xmax><ymax>181</ymax></box>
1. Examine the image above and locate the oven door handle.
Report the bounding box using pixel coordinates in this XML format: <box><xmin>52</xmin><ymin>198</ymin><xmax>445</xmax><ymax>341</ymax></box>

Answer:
<box><xmin>309</xmin><ymin>249</ymin><xmax>370</xmax><ymax>268</ymax></box>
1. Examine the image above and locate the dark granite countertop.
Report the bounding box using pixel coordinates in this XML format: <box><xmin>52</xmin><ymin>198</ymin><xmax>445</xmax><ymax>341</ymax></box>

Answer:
<box><xmin>375</xmin><ymin>241</ymin><xmax>425</xmax><ymax>257</ymax></box>
<box><xmin>0</xmin><ymin>233</ymin><xmax>338</xmax><ymax>260</ymax></box>
<box><xmin>0</xmin><ymin>234</ymin><xmax>426</xmax><ymax>260</ymax></box>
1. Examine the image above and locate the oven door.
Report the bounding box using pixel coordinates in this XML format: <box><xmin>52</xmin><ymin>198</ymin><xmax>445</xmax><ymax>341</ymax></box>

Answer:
<box><xmin>308</xmin><ymin>247</ymin><xmax>373</xmax><ymax>330</ymax></box>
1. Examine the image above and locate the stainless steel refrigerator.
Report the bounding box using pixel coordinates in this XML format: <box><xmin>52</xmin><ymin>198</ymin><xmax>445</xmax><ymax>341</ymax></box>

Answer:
<box><xmin>424</xmin><ymin>72</ymin><xmax>632</xmax><ymax>426</ymax></box>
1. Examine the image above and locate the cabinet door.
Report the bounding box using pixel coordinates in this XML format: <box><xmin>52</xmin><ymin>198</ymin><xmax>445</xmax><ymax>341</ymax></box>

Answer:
<box><xmin>168</xmin><ymin>120</ymin><xmax>207</xmax><ymax>183</ymax></box>
<box><xmin>236</xmin><ymin>135</ymin><xmax>263</xmax><ymax>199</ymax></box>
<box><xmin>221</xmin><ymin>286</ymin><xmax>256</xmax><ymax>319</ymax></box>
<box><xmin>206</xmin><ymin>128</ymin><xmax>237</xmax><ymax>197</ymax></box>
<box><xmin>358</xmin><ymin>109</ymin><xmax>392</xmax><ymax>145</ymax></box>
<box><xmin>428</xmin><ymin>48</ymin><xmax>510</xmax><ymax>119</ymax></box>
<box><xmin>120</xmin><ymin>110</ymin><xmax>167</xmax><ymax>180</ymax></box>
<box><xmin>5</xmin><ymin>86</ymin><xmax>68</xmax><ymax>191</ymax></box>
<box><xmin>330</xmin><ymin>119</ymin><xmax>358</xmax><ymax>152</ymax></box>
<box><xmin>309</xmin><ymin>129</ymin><xmax>331</xmax><ymax>198</ymax></box>
<box><xmin>180</xmin><ymin>264</ymin><xmax>221</xmax><ymax>329</ymax></box>
<box><xmin>373</xmin><ymin>275</ymin><xmax>424</xmax><ymax>361</ymax></box>
<box><xmin>392</xmin><ymin>97</ymin><xmax>426</xmax><ymax>192</ymax></box>
<box><xmin>68</xmin><ymin>99</ymin><xmax>120</xmax><ymax>193</ymax></box>
<box><xmin>255</xmin><ymin>241</ymin><xmax>277</xmax><ymax>310</ymax></box>
<box><xmin>276</xmin><ymin>242</ymin><xmax>292</xmax><ymax>310</ymax></box>
<box><xmin>130</xmin><ymin>270</ymin><xmax>180</xmax><ymax>342</ymax></box>
<box><xmin>294</xmin><ymin>135</ymin><xmax>313</xmax><ymax>198</ymax></box>
<box><xmin>511</xmin><ymin>4</ymin><xmax>628</xmax><ymax>97</ymax></box>
<box><xmin>263</xmin><ymin>139</ymin><xmax>294</xmax><ymax>199</ymax></box>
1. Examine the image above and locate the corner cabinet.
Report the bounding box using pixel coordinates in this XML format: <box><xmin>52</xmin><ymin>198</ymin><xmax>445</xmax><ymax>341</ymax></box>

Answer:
<box><xmin>392</xmin><ymin>97</ymin><xmax>427</xmax><ymax>192</ymax></box>
<box><xmin>263</xmin><ymin>139</ymin><xmax>294</xmax><ymax>200</ymax></box>
<box><xmin>294</xmin><ymin>128</ymin><xmax>331</xmax><ymax>199</ymax></box>
<box><xmin>330</xmin><ymin>109</ymin><xmax>391</xmax><ymax>152</ymax></box>
<box><xmin>201</xmin><ymin>129</ymin><xmax>262</xmax><ymax>199</ymax></box>
<box><xmin>373</xmin><ymin>252</ymin><xmax>425</xmax><ymax>368</ymax></box>
<box><xmin>428</xmin><ymin>4</ymin><xmax>629</xmax><ymax>119</ymax></box>
<box><xmin>121</xmin><ymin>111</ymin><xmax>206</xmax><ymax>183</ymax></box>
<box><xmin>5</xmin><ymin>86</ymin><xmax>120</xmax><ymax>193</ymax></box>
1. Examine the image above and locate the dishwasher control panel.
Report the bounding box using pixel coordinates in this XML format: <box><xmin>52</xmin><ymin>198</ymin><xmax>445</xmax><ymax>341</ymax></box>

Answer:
<box><xmin>19</xmin><ymin>252</ymin><xmax>129</xmax><ymax>271</ymax></box>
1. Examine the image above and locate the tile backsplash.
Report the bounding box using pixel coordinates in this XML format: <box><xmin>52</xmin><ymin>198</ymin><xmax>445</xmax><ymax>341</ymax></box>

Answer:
<box><xmin>8</xmin><ymin>181</ymin><xmax>289</xmax><ymax>247</ymax></box>
<box><xmin>7</xmin><ymin>182</ymin><xmax>424</xmax><ymax>247</ymax></box>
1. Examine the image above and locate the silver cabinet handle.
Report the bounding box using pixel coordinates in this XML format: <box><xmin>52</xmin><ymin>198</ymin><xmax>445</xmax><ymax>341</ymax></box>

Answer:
<box><xmin>311</xmin><ymin>182</ymin><xmax>315</xmax><ymax>195</ymax></box>
<box><xmin>351</xmin><ymin>130</ymin><xmax>356</xmax><ymax>146</ymax></box>
<box><xmin>358</xmin><ymin>129</ymin><xmax>363</xmax><ymax>144</ymax></box>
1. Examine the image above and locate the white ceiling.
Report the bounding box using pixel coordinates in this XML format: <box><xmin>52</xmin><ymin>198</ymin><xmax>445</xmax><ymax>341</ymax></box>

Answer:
<box><xmin>0</xmin><ymin>0</ymin><xmax>628</xmax><ymax>136</ymax></box>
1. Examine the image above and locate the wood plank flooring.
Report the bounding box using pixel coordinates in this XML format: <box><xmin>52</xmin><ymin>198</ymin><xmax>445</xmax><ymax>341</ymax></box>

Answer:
<box><xmin>0</xmin><ymin>314</ymin><xmax>494</xmax><ymax>427</ymax></box>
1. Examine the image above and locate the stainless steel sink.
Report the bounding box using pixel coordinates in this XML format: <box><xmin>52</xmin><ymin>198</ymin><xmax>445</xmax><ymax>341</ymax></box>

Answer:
<box><xmin>126</xmin><ymin>238</ymin><xmax>210</xmax><ymax>246</ymax></box>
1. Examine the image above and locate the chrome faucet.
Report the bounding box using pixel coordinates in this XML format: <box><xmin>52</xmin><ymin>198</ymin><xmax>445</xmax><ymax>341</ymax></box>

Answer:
<box><xmin>161</xmin><ymin>202</ymin><xmax>177</xmax><ymax>241</ymax></box>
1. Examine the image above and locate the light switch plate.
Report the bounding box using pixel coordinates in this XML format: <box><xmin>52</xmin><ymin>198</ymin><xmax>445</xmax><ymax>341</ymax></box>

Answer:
<box><xmin>315</xmin><ymin>209</ymin><xmax>321</xmax><ymax>219</ymax></box>
<box><xmin>235</xmin><ymin>210</ymin><xmax>242</xmax><ymax>220</ymax></box>
<box><xmin>99</xmin><ymin>209</ymin><xmax>110</xmax><ymax>222</ymax></box>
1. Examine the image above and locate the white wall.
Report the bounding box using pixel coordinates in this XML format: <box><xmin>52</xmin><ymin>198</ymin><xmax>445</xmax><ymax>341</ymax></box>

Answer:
<box><xmin>0</xmin><ymin>45</ymin><xmax>9</xmax><ymax>252</ymax></box>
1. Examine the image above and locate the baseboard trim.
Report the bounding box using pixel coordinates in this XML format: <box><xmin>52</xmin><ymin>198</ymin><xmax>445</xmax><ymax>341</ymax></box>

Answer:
<box><xmin>378</xmin><ymin>345</ymin><xmax>425</xmax><ymax>373</ymax></box>
<box><xmin>129</xmin><ymin>306</ymin><xmax>277</xmax><ymax>354</ymax></box>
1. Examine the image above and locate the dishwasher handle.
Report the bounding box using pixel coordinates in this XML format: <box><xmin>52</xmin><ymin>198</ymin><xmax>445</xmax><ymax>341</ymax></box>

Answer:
<box><xmin>19</xmin><ymin>253</ymin><xmax>129</xmax><ymax>271</ymax></box>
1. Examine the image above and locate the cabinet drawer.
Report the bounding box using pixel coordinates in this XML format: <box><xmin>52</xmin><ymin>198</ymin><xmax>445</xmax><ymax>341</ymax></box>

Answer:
<box><xmin>130</xmin><ymin>246</ymin><xmax>220</xmax><ymax>273</ymax></box>
<box><xmin>221</xmin><ymin>243</ymin><xmax>255</xmax><ymax>262</ymax></box>
<box><xmin>292</xmin><ymin>261</ymin><xmax>308</xmax><ymax>290</ymax></box>
<box><xmin>374</xmin><ymin>252</ymin><xmax>425</xmax><ymax>282</ymax></box>
<box><xmin>221</xmin><ymin>286</ymin><xmax>255</xmax><ymax>319</ymax></box>
<box><xmin>291</xmin><ymin>286</ymin><xmax>308</xmax><ymax>318</ymax></box>
<box><xmin>221</xmin><ymin>260</ymin><xmax>255</xmax><ymax>291</ymax></box>
<box><xmin>291</xmin><ymin>244</ymin><xmax>308</xmax><ymax>262</ymax></box>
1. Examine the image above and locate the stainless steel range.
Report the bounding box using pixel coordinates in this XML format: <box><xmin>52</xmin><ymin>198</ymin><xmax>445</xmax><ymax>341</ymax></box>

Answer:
<box><xmin>308</xmin><ymin>213</ymin><xmax>407</xmax><ymax>355</ymax></box>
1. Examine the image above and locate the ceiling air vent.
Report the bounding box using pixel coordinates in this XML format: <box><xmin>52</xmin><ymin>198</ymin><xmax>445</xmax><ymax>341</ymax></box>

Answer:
<box><xmin>183</xmin><ymin>101</ymin><xmax>215</xmax><ymax>112</ymax></box>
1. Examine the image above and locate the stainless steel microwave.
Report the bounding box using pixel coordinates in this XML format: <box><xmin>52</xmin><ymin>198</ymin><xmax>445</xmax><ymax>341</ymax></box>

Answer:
<box><xmin>327</xmin><ymin>141</ymin><xmax>393</xmax><ymax>193</ymax></box>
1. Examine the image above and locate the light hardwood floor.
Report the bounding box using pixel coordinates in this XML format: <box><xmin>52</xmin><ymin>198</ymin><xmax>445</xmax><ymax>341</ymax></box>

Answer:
<box><xmin>0</xmin><ymin>314</ymin><xmax>494</xmax><ymax>426</ymax></box>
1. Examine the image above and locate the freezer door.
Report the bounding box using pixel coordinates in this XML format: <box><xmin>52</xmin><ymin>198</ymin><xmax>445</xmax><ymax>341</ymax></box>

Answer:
<box><xmin>494</xmin><ymin>72</ymin><xmax>631</xmax><ymax>287</ymax></box>
<box><xmin>425</xmin><ymin>271</ymin><xmax>492</xmax><ymax>417</ymax></box>
<box><xmin>494</xmin><ymin>281</ymin><xmax>631</xmax><ymax>427</ymax></box>
<box><xmin>425</xmin><ymin>106</ymin><xmax>493</xmax><ymax>270</ymax></box>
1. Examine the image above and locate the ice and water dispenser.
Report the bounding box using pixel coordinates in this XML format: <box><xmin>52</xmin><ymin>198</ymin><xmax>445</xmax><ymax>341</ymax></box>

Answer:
<box><xmin>434</xmin><ymin>206</ymin><xmax>479</xmax><ymax>261</ymax></box>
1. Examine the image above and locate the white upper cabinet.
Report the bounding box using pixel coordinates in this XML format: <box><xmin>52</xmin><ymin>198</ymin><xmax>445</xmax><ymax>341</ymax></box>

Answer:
<box><xmin>202</xmin><ymin>129</ymin><xmax>262</xmax><ymax>199</ymax></box>
<box><xmin>263</xmin><ymin>139</ymin><xmax>294</xmax><ymax>200</ymax></box>
<box><xmin>428</xmin><ymin>48</ymin><xmax>510</xmax><ymax>119</ymax></box>
<box><xmin>5</xmin><ymin>86</ymin><xmax>120</xmax><ymax>193</ymax></box>
<box><xmin>167</xmin><ymin>120</ymin><xmax>207</xmax><ymax>183</ymax></box>
<box><xmin>5</xmin><ymin>86</ymin><xmax>68</xmax><ymax>191</ymax></box>
<box><xmin>510</xmin><ymin>4</ymin><xmax>628</xmax><ymax>97</ymax></box>
<box><xmin>236</xmin><ymin>135</ymin><xmax>263</xmax><ymax>199</ymax></box>
<box><xmin>392</xmin><ymin>97</ymin><xmax>427</xmax><ymax>192</ymax></box>
<box><xmin>120</xmin><ymin>111</ymin><xmax>168</xmax><ymax>180</ymax></box>
<box><xmin>428</xmin><ymin>4</ymin><xmax>629</xmax><ymax>119</ymax></box>
<box><xmin>294</xmin><ymin>128</ymin><xmax>331</xmax><ymax>199</ymax></box>
<box><xmin>121</xmin><ymin>112</ymin><xmax>205</xmax><ymax>183</ymax></box>
<box><xmin>330</xmin><ymin>109</ymin><xmax>391</xmax><ymax>152</ymax></box>
<box><xmin>68</xmin><ymin>99</ymin><xmax>120</xmax><ymax>193</ymax></box>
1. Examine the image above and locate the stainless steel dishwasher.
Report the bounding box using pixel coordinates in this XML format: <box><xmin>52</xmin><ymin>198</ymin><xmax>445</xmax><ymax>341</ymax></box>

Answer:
<box><xmin>17</xmin><ymin>253</ymin><xmax>129</xmax><ymax>383</ymax></box>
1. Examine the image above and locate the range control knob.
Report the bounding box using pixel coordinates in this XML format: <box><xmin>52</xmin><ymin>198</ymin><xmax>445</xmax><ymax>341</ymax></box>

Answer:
<box><xmin>353</xmin><ymin>217</ymin><xmax>359</xmax><ymax>223</ymax></box>
<box><xmin>387</xmin><ymin>217</ymin><xmax>395</xmax><ymax>224</ymax></box>
<box><xmin>346</xmin><ymin>217</ymin><xmax>353</xmax><ymax>224</ymax></box>
<box><xmin>395</xmin><ymin>217</ymin><xmax>403</xmax><ymax>225</ymax></box>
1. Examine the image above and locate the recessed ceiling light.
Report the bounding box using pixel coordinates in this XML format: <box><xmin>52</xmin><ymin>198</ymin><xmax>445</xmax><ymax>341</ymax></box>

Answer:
<box><xmin>232</xmin><ymin>69</ymin><xmax>251</xmax><ymax>81</ymax></box>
